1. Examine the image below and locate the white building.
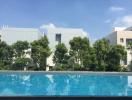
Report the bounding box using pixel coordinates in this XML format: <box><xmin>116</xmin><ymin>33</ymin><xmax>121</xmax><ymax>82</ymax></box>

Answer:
<box><xmin>40</xmin><ymin>24</ymin><xmax>88</xmax><ymax>67</ymax></box>
<box><xmin>105</xmin><ymin>26</ymin><xmax>132</xmax><ymax>66</ymax></box>
<box><xmin>40</xmin><ymin>24</ymin><xmax>88</xmax><ymax>50</ymax></box>
<box><xmin>0</xmin><ymin>27</ymin><xmax>42</xmax><ymax>45</ymax></box>
<box><xmin>0</xmin><ymin>24</ymin><xmax>89</xmax><ymax>68</ymax></box>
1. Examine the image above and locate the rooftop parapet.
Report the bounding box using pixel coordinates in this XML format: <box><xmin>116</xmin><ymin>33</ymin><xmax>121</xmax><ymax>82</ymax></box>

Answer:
<box><xmin>112</xmin><ymin>27</ymin><xmax>126</xmax><ymax>32</ymax></box>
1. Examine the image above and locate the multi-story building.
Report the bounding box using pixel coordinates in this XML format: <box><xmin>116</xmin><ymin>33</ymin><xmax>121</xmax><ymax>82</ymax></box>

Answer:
<box><xmin>40</xmin><ymin>25</ymin><xmax>88</xmax><ymax>67</ymax></box>
<box><xmin>105</xmin><ymin>26</ymin><xmax>132</xmax><ymax>66</ymax></box>
<box><xmin>0</xmin><ymin>25</ymin><xmax>88</xmax><ymax>68</ymax></box>
<box><xmin>42</xmin><ymin>27</ymin><xmax>87</xmax><ymax>50</ymax></box>
<box><xmin>0</xmin><ymin>27</ymin><xmax>42</xmax><ymax>45</ymax></box>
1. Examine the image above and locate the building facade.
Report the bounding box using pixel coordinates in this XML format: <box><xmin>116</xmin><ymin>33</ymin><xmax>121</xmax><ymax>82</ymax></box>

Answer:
<box><xmin>0</xmin><ymin>25</ymin><xmax>88</xmax><ymax>68</ymax></box>
<box><xmin>105</xmin><ymin>26</ymin><xmax>132</xmax><ymax>66</ymax></box>
<box><xmin>0</xmin><ymin>27</ymin><xmax>42</xmax><ymax>45</ymax></box>
<box><xmin>40</xmin><ymin>25</ymin><xmax>88</xmax><ymax>66</ymax></box>
<box><xmin>40</xmin><ymin>26</ymin><xmax>88</xmax><ymax>50</ymax></box>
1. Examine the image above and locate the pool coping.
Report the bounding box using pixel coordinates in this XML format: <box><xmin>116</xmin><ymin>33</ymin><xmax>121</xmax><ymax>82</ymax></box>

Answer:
<box><xmin>0</xmin><ymin>70</ymin><xmax>132</xmax><ymax>75</ymax></box>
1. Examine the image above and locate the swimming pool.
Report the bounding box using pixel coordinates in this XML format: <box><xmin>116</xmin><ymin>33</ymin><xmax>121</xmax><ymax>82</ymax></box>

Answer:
<box><xmin>0</xmin><ymin>71</ymin><xmax>132</xmax><ymax>96</ymax></box>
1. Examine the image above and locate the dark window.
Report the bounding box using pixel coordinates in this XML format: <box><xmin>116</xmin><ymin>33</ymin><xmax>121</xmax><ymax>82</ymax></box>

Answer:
<box><xmin>120</xmin><ymin>38</ymin><xmax>124</xmax><ymax>43</ymax></box>
<box><xmin>107</xmin><ymin>39</ymin><xmax>110</xmax><ymax>43</ymax></box>
<box><xmin>55</xmin><ymin>34</ymin><xmax>61</xmax><ymax>43</ymax></box>
<box><xmin>126</xmin><ymin>38</ymin><xmax>132</xmax><ymax>46</ymax></box>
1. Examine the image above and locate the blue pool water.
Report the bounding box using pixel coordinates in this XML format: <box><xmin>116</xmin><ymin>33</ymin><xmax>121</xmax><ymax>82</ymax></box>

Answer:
<box><xmin>0</xmin><ymin>72</ymin><xmax>132</xmax><ymax>96</ymax></box>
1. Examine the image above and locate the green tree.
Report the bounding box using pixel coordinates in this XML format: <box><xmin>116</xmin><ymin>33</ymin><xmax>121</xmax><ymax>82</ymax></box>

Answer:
<box><xmin>31</xmin><ymin>36</ymin><xmax>51</xmax><ymax>70</ymax></box>
<box><xmin>0</xmin><ymin>41</ymin><xmax>13</xmax><ymax>69</ymax></box>
<box><xmin>12</xmin><ymin>57</ymin><xmax>31</xmax><ymax>70</ymax></box>
<box><xmin>12</xmin><ymin>41</ymin><xmax>29</xmax><ymax>58</ymax></box>
<box><xmin>69</xmin><ymin>37</ymin><xmax>90</xmax><ymax>70</ymax></box>
<box><xmin>0</xmin><ymin>61</ymin><xmax>5</xmax><ymax>70</ymax></box>
<box><xmin>106</xmin><ymin>45</ymin><xmax>127</xmax><ymax>71</ymax></box>
<box><xmin>83</xmin><ymin>47</ymin><xmax>97</xmax><ymax>71</ymax></box>
<box><xmin>53</xmin><ymin>43</ymin><xmax>68</xmax><ymax>64</ymax></box>
<box><xmin>93</xmin><ymin>38</ymin><xmax>110</xmax><ymax>71</ymax></box>
<box><xmin>11</xmin><ymin>41</ymin><xmax>31</xmax><ymax>70</ymax></box>
<box><xmin>52</xmin><ymin>43</ymin><xmax>69</xmax><ymax>70</ymax></box>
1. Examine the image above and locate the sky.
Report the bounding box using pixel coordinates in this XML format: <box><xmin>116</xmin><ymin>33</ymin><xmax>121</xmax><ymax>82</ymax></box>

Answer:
<box><xmin>0</xmin><ymin>0</ymin><xmax>132</xmax><ymax>41</ymax></box>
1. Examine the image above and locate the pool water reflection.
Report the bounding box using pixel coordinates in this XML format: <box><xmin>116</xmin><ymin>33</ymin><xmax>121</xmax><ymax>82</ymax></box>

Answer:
<box><xmin>0</xmin><ymin>73</ymin><xmax>132</xmax><ymax>96</ymax></box>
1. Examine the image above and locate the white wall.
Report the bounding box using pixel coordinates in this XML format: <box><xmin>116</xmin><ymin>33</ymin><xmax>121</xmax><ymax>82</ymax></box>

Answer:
<box><xmin>105</xmin><ymin>31</ymin><xmax>117</xmax><ymax>45</ymax></box>
<box><xmin>45</xmin><ymin>27</ymin><xmax>88</xmax><ymax>67</ymax></box>
<box><xmin>1</xmin><ymin>27</ymin><xmax>42</xmax><ymax>45</ymax></box>
<box><xmin>46</xmin><ymin>27</ymin><xmax>88</xmax><ymax>50</ymax></box>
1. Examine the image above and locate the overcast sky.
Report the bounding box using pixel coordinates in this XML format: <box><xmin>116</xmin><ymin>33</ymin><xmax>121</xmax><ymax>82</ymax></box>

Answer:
<box><xmin>0</xmin><ymin>0</ymin><xmax>132</xmax><ymax>41</ymax></box>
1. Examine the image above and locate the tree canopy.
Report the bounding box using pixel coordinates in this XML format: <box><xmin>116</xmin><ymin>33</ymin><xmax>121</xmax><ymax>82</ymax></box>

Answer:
<box><xmin>0</xmin><ymin>41</ymin><xmax>13</xmax><ymax>69</ymax></box>
<box><xmin>31</xmin><ymin>36</ymin><xmax>51</xmax><ymax>70</ymax></box>
<box><xmin>0</xmin><ymin>35</ymin><xmax>128</xmax><ymax>71</ymax></box>
<box><xmin>69</xmin><ymin>37</ymin><xmax>90</xmax><ymax>69</ymax></box>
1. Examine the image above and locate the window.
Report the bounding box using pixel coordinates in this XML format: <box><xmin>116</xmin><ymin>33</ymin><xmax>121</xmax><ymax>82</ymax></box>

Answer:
<box><xmin>55</xmin><ymin>33</ymin><xmax>61</xmax><ymax>43</ymax></box>
<box><xmin>120</xmin><ymin>38</ymin><xmax>124</xmax><ymax>43</ymax></box>
<box><xmin>126</xmin><ymin>38</ymin><xmax>132</xmax><ymax>46</ymax></box>
<box><xmin>107</xmin><ymin>39</ymin><xmax>110</xmax><ymax>43</ymax></box>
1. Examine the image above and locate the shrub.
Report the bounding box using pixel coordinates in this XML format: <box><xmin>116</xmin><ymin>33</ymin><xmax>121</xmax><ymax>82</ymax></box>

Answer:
<box><xmin>121</xmin><ymin>67</ymin><xmax>128</xmax><ymax>72</ymax></box>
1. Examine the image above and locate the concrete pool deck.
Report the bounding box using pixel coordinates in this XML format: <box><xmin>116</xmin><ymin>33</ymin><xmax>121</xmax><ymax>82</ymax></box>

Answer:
<box><xmin>0</xmin><ymin>70</ymin><xmax>132</xmax><ymax>75</ymax></box>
